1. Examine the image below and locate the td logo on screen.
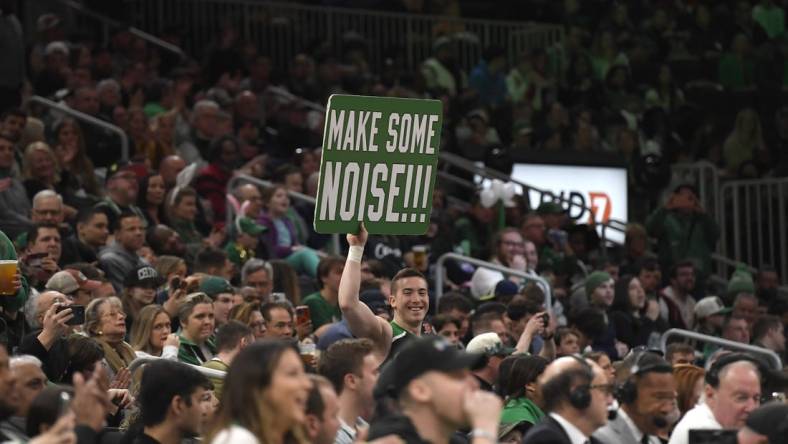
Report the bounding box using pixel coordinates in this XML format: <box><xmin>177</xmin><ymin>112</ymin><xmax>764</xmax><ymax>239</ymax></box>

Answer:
<box><xmin>539</xmin><ymin>191</ymin><xmax>612</xmax><ymax>223</ymax></box>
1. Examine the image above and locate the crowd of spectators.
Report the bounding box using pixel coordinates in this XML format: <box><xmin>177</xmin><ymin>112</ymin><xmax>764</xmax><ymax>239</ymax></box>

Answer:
<box><xmin>0</xmin><ymin>1</ymin><xmax>787</xmax><ymax>444</ymax></box>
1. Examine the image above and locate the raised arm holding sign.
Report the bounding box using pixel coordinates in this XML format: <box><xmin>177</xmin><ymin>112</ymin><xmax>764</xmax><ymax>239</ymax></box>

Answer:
<box><xmin>339</xmin><ymin>223</ymin><xmax>430</xmax><ymax>360</ymax></box>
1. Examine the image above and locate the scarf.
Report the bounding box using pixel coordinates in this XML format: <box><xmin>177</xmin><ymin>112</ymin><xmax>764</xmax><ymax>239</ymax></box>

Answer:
<box><xmin>96</xmin><ymin>336</ymin><xmax>137</xmax><ymax>374</ymax></box>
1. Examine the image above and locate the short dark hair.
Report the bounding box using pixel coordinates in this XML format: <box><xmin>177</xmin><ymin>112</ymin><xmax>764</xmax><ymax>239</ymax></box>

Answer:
<box><xmin>76</xmin><ymin>207</ymin><xmax>106</xmax><ymax>226</ymax></box>
<box><xmin>541</xmin><ymin>360</ymin><xmax>595</xmax><ymax>412</ymax></box>
<box><xmin>65</xmin><ymin>335</ymin><xmax>104</xmax><ymax>383</ymax></box>
<box><xmin>139</xmin><ymin>360</ymin><xmax>209</xmax><ymax>427</ymax></box>
<box><xmin>670</xmin><ymin>260</ymin><xmax>695</xmax><ymax>279</ymax></box>
<box><xmin>555</xmin><ymin>326</ymin><xmax>580</xmax><ymax>345</ymax></box>
<box><xmin>28</xmin><ymin>222</ymin><xmax>60</xmax><ymax>245</ymax></box>
<box><xmin>26</xmin><ymin>386</ymin><xmax>74</xmax><ymax>436</ymax></box>
<box><xmin>260</xmin><ymin>301</ymin><xmax>293</xmax><ymax>322</ymax></box>
<box><xmin>752</xmin><ymin>315</ymin><xmax>782</xmax><ymax>341</ymax></box>
<box><xmin>430</xmin><ymin>314</ymin><xmax>461</xmax><ymax>332</ymax></box>
<box><xmin>506</xmin><ymin>298</ymin><xmax>542</xmax><ymax>322</ymax></box>
<box><xmin>195</xmin><ymin>247</ymin><xmax>228</xmax><ymax>273</ymax></box>
<box><xmin>114</xmin><ymin>211</ymin><xmax>141</xmax><ymax>233</ymax></box>
<box><xmin>437</xmin><ymin>292</ymin><xmax>473</xmax><ymax>314</ymax></box>
<box><xmin>273</xmin><ymin>164</ymin><xmax>301</xmax><ymax>184</ymax></box>
<box><xmin>637</xmin><ymin>258</ymin><xmax>660</xmax><ymax>273</ymax></box>
<box><xmin>305</xmin><ymin>374</ymin><xmax>333</xmax><ymax>417</ymax></box>
<box><xmin>390</xmin><ymin>268</ymin><xmax>426</xmax><ymax>295</ymax></box>
<box><xmin>665</xmin><ymin>343</ymin><xmax>695</xmax><ymax>362</ymax></box>
<box><xmin>318</xmin><ymin>338</ymin><xmax>375</xmax><ymax>393</ymax></box>
<box><xmin>570</xmin><ymin>308</ymin><xmax>607</xmax><ymax>340</ymax></box>
<box><xmin>317</xmin><ymin>256</ymin><xmax>345</xmax><ymax>288</ymax></box>
<box><xmin>215</xmin><ymin>320</ymin><xmax>252</xmax><ymax>352</ymax></box>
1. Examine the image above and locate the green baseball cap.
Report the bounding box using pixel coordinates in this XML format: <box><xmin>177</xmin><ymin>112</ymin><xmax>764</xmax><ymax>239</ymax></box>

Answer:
<box><xmin>199</xmin><ymin>276</ymin><xmax>234</xmax><ymax>298</ymax></box>
<box><xmin>237</xmin><ymin>217</ymin><xmax>266</xmax><ymax>236</ymax></box>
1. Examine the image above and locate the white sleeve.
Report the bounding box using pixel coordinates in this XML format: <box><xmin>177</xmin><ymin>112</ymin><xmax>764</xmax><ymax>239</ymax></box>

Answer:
<box><xmin>210</xmin><ymin>426</ymin><xmax>260</xmax><ymax>444</ymax></box>
<box><xmin>161</xmin><ymin>345</ymin><xmax>179</xmax><ymax>361</ymax></box>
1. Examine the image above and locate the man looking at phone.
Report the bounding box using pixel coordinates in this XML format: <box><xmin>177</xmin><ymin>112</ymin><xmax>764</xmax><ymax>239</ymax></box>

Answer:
<box><xmin>24</xmin><ymin>222</ymin><xmax>62</xmax><ymax>288</ymax></box>
<box><xmin>339</xmin><ymin>223</ymin><xmax>430</xmax><ymax>360</ymax></box>
<box><xmin>17</xmin><ymin>291</ymin><xmax>75</xmax><ymax>382</ymax></box>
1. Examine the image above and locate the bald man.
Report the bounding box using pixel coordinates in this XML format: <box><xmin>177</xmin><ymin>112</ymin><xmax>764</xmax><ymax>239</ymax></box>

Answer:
<box><xmin>523</xmin><ymin>356</ymin><xmax>613</xmax><ymax>444</ymax></box>
<box><xmin>234</xmin><ymin>184</ymin><xmax>263</xmax><ymax>218</ymax></box>
<box><xmin>159</xmin><ymin>155</ymin><xmax>186</xmax><ymax>190</ymax></box>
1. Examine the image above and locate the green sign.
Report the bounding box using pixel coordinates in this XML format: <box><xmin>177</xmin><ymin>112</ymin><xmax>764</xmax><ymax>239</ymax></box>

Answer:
<box><xmin>314</xmin><ymin>95</ymin><xmax>443</xmax><ymax>235</ymax></box>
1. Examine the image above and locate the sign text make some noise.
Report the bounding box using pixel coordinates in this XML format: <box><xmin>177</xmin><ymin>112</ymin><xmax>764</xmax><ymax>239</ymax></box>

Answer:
<box><xmin>314</xmin><ymin>95</ymin><xmax>443</xmax><ymax>235</ymax></box>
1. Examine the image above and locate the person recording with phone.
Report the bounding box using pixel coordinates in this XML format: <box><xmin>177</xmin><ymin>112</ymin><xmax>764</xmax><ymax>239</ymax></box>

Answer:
<box><xmin>593</xmin><ymin>351</ymin><xmax>677</xmax><ymax>444</ymax></box>
<box><xmin>22</xmin><ymin>223</ymin><xmax>62</xmax><ymax>289</ymax></box>
<box><xmin>17</xmin><ymin>291</ymin><xmax>75</xmax><ymax>383</ymax></box>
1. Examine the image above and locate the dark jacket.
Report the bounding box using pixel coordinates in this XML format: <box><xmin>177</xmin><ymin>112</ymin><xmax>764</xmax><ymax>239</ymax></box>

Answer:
<box><xmin>98</xmin><ymin>243</ymin><xmax>146</xmax><ymax>293</ymax></box>
<box><xmin>61</xmin><ymin>234</ymin><xmax>99</xmax><ymax>266</ymax></box>
<box><xmin>523</xmin><ymin>415</ymin><xmax>602</xmax><ymax>444</ymax></box>
<box><xmin>17</xmin><ymin>330</ymin><xmax>70</xmax><ymax>383</ymax></box>
<box><xmin>610</xmin><ymin>310</ymin><xmax>669</xmax><ymax>349</ymax></box>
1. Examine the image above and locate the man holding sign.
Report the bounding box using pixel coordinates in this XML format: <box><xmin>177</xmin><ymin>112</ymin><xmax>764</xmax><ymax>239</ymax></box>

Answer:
<box><xmin>339</xmin><ymin>223</ymin><xmax>429</xmax><ymax>360</ymax></box>
<box><xmin>318</xmin><ymin>95</ymin><xmax>443</xmax><ymax>359</ymax></box>
<box><xmin>314</xmin><ymin>95</ymin><xmax>442</xmax><ymax>236</ymax></box>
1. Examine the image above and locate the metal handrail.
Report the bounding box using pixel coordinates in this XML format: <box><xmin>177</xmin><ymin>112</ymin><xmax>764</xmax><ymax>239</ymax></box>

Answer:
<box><xmin>226</xmin><ymin>174</ymin><xmax>341</xmax><ymax>254</ymax></box>
<box><xmin>127</xmin><ymin>356</ymin><xmax>227</xmax><ymax>379</ymax></box>
<box><xmin>57</xmin><ymin>0</ymin><xmax>186</xmax><ymax>57</ymax></box>
<box><xmin>438</xmin><ymin>152</ymin><xmax>628</xmax><ymax>231</ymax></box>
<box><xmin>29</xmin><ymin>95</ymin><xmax>129</xmax><ymax>162</ymax></box>
<box><xmin>435</xmin><ymin>252</ymin><xmax>552</xmax><ymax>311</ymax></box>
<box><xmin>660</xmin><ymin>328</ymin><xmax>782</xmax><ymax>370</ymax></box>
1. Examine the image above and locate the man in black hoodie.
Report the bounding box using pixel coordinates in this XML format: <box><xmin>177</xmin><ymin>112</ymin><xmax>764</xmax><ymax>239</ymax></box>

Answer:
<box><xmin>368</xmin><ymin>336</ymin><xmax>502</xmax><ymax>444</ymax></box>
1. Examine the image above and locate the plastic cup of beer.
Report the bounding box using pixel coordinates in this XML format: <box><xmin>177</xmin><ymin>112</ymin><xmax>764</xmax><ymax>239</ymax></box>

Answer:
<box><xmin>412</xmin><ymin>245</ymin><xmax>428</xmax><ymax>270</ymax></box>
<box><xmin>0</xmin><ymin>260</ymin><xmax>18</xmax><ymax>296</ymax></box>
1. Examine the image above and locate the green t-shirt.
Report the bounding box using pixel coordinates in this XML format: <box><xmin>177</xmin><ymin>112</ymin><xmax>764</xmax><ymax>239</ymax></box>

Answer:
<box><xmin>302</xmin><ymin>292</ymin><xmax>342</xmax><ymax>329</ymax></box>
<box><xmin>500</xmin><ymin>397</ymin><xmax>545</xmax><ymax>425</ymax></box>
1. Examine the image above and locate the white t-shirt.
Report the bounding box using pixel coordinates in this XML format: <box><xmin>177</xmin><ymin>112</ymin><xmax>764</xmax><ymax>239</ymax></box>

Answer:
<box><xmin>667</xmin><ymin>402</ymin><xmax>721</xmax><ymax>444</ymax></box>
<box><xmin>210</xmin><ymin>425</ymin><xmax>260</xmax><ymax>444</ymax></box>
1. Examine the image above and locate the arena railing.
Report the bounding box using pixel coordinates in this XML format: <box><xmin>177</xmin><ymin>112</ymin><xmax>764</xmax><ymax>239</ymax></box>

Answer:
<box><xmin>225</xmin><ymin>173</ymin><xmax>342</xmax><ymax>255</ymax></box>
<box><xmin>55</xmin><ymin>0</ymin><xmax>186</xmax><ymax>58</ymax></box>
<box><xmin>28</xmin><ymin>95</ymin><xmax>130</xmax><ymax>163</ymax></box>
<box><xmin>435</xmin><ymin>252</ymin><xmax>552</xmax><ymax>311</ymax></box>
<box><xmin>719</xmin><ymin>178</ymin><xmax>788</xmax><ymax>285</ymax></box>
<box><xmin>438</xmin><ymin>151</ymin><xmax>630</xmax><ymax>240</ymax></box>
<box><xmin>660</xmin><ymin>328</ymin><xmax>782</xmax><ymax>370</ymax></box>
<box><xmin>127</xmin><ymin>0</ymin><xmax>563</xmax><ymax>70</ymax></box>
<box><xmin>128</xmin><ymin>356</ymin><xmax>227</xmax><ymax>379</ymax></box>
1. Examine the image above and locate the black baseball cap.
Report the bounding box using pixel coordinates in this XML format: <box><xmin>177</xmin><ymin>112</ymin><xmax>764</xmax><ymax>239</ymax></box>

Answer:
<box><xmin>124</xmin><ymin>265</ymin><xmax>164</xmax><ymax>289</ymax></box>
<box><xmin>744</xmin><ymin>402</ymin><xmax>788</xmax><ymax>443</ymax></box>
<box><xmin>374</xmin><ymin>336</ymin><xmax>485</xmax><ymax>399</ymax></box>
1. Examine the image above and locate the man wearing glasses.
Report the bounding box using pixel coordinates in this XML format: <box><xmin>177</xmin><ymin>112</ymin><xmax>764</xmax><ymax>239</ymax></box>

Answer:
<box><xmin>594</xmin><ymin>351</ymin><xmax>677</xmax><ymax>444</ymax></box>
<box><xmin>523</xmin><ymin>355</ymin><xmax>614</xmax><ymax>444</ymax></box>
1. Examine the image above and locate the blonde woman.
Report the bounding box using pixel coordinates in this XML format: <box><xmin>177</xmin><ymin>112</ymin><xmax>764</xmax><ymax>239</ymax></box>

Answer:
<box><xmin>723</xmin><ymin>108</ymin><xmax>767</xmax><ymax>177</ymax></box>
<box><xmin>51</xmin><ymin>117</ymin><xmax>100</xmax><ymax>197</ymax></box>
<box><xmin>130</xmin><ymin>304</ymin><xmax>180</xmax><ymax>360</ymax></box>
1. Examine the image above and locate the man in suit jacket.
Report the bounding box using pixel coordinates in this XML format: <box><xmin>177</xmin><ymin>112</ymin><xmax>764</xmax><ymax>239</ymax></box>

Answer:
<box><xmin>523</xmin><ymin>356</ymin><xmax>614</xmax><ymax>444</ymax></box>
<box><xmin>594</xmin><ymin>352</ymin><xmax>676</xmax><ymax>444</ymax></box>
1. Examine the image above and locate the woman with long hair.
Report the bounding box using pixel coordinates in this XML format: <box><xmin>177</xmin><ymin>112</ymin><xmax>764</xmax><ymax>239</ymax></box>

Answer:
<box><xmin>723</xmin><ymin>108</ymin><xmax>768</xmax><ymax>177</ymax></box>
<box><xmin>137</xmin><ymin>174</ymin><xmax>167</xmax><ymax>226</ymax></box>
<box><xmin>165</xmin><ymin>186</ymin><xmax>204</xmax><ymax>255</ymax></box>
<box><xmin>207</xmin><ymin>340</ymin><xmax>312</xmax><ymax>444</ymax></box>
<box><xmin>258</xmin><ymin>185</ymin><xmax>319</xmax><ymax>278</ymax></box>
<box><xmin>269</xmin><ymin>259</ymin><xmax>301</xmax><ymax>306</ymax></box>
<box><xmin>51</xmin><ymin>117</ymin><xmax>100</xmax><ymax>198</ymax></box>
<box><xmin>228</xmin><ymin>302</ymin><xmax>266</xmax><ymax>339</ymax></box>
<box><xmin>610</xmin><ymin>275</ymin><xmax>668</xmax><ymax>348</ymax></box>
<box><xmin>130</xmin><ymin>304</ymin><xmax>180</xmax><ymax>360</ymax></box>
<box><xmin>498</xmin><ymin>354</ymin><xmax>548</xmax><ymax>430</ymax></box>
